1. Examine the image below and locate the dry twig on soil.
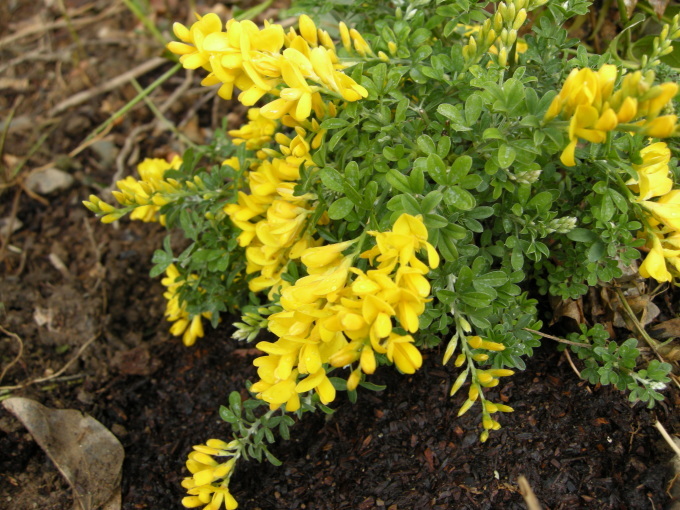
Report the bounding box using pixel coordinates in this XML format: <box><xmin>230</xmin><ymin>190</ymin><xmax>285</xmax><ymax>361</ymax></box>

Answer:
<box><xmin>517</xmin><ymin>475</ymin><xmax>542</xmax><ymax>510</ymax></box>
<box><xmin>0</xmin><ymin>333</ymin><xmax>99</xmax><ymax>392</ymax></box>
<box><xmin>49</xmin><ymin>56</ymin><xmax>169</xmax><ymax>116</ymax></box>
<box><xmin>654</xmin><ymin>420</ymin><xmax>680</xmax><ymax>458</ymax></box>
<box><xmin>0</xmin><ymin>326</ymin><xmax>25</xmax><ymax>385</ymax></box>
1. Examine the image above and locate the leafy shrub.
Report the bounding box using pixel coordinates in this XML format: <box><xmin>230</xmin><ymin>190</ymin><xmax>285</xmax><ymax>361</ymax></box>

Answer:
<box><xmin>85</xmin><ymin>0</ymin><xmax>678</xmax><ymax>507</ymax></box>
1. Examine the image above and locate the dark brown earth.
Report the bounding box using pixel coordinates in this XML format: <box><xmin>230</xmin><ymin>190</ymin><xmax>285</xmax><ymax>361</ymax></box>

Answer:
<box><xmin>0</xmin><ymin>1</ymin><xmax>679</xmax><ymax>510</ymax></box>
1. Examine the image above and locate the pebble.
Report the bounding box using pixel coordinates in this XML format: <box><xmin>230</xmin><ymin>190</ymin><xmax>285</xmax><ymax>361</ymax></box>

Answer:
<box><xmin>25</xmin><ymin>167</ymin><xmax>74</xmax><ymax>195</ymax></box>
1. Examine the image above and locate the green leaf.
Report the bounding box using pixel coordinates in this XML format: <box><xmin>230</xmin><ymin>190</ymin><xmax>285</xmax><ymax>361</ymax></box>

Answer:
<box><xmin>229</xmin><ymin>391</ymin><xmax>242</xmax><ymax>416</ymax></box>
<box><xmin>219</xmin><ymin>405</ymin><xmax>237</xmax><ymax>423</ymax></box>
<box><xmin>264</xmin><ymin>448</ymin><xmax>283</xmax><ymax>466</ymax></box>
<box><xmin>320</xmin><ymin>167</ymin><xmax>345</xmax><ymax>192</ymax></box>
<box><xmin>588</xmin><ymin>241</ymin><xmax>605</xmax><ymax>262</ymax></box>
<box><xmin>527</xmin><ymin>191</ymin><xmax>553</xmax><ymax>211</ymax></box>
<box><xmin>426</xmin><ymin>153</ymin><xmax>449</xmax><ymax>185</ymax></box>
<box><xmin>443</xmin><ymin>186</ymin><xmax>476</xmax><ymax>210</ymax></box>
<box><xmin>421</xmin><ymin>190</ymin><xmax>443</xmax><ymax>213</ymax></box>
<box><xmin>460</xmin><ymin>291</ymin><xmax>493</xmax><ymax>307</ymax></box>
<box><xmin>150</xmin><ymin>249</ymin><xmax>173</xmax><ymax>277</ymax></box>
<box><xmin>511</xmin><ymin>246</ymin><xmax>523</xmax><ymax>270</ymax></box>
<box><xmin>476</xmin><ymin>271</ymin><xmax>508</xmax><ymax>287</ymax></box>
<box><xmin>497</xmin><ymin>145</ymin><xmax>516</xmax><ymax>169</ymax></box>
<box><xmin>417</xmin><ymin>134</ymin><xmax>436</xmax><ymax>154</ymax></box>
<box><xmin>567</xmin><ymin>228</ymin><xmax>598</xmax><ymax>242</ymax></box>
<box><xmin>437</xmin><ymin>103</ymin><xmax>472</xmax><ymax>131</ymax></box>
<box><xmin>437</xmin><ymin>137</ymin><xmax>451</xmax><ymax>158</ymax></box>
<box><xmin>386</xmin><ymin>169</ymin><xmax>412</xmax><ymax>193</ymax></box>
<box><xmin>359</xmin><ymin>381</ymin><xmax>386</xmax><ymax>391</ymax></box>
<box><xmin>599</xmin><ymin>194</ymin><xmax>616</xmax><ymax>222</ymax></box>
<box><xmin>279</xmin><ymin>423</ymin><xmax>290</xmax><ymax>440</ymax></box>
<box><xmin>465</xmin><ymin>94</ymin><xmax>483</xmax><ymax>125</ymax></box>
<box><xmin>450</xmin><ymin>155</ymin><xmax>472</xmax><ymax>183</ymax></box>
<box><xmin>409</xmin><ymin>165</ymin><xmax>425</xmax><ymax>194</ymax></box>
<box><xmin>394</xmin><ymin>97</ymin><xmax>409</xmax><ymax>123</ymax></box>
<box><xmin>343</xmin><ymin>181</ymin><xmax>364</xmax><ymax>206</ymax></box>
<box><xmin>483</xmin><ymin>128</ymin><xmax>505</xmax><ymax>140</ymax></box>
<box><xmin>320</xmin><ymin>118</ymin><xmax>349</xmax><ymax>130</ymax></box>
<box><xmin>328</xmin><ymin>198</ymin><xmax>354</xmax><ymax>219</ymax></box>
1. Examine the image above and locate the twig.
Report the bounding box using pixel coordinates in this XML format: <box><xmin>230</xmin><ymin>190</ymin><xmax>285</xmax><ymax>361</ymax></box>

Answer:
<box><xmin>49</xmin><ymin>57</ymin><xmax>169</xmax><ymax>116</ymax></box>
<box><xmin>523</xmin><ymin>328</ymin><xmax>591</xmax><ymax>348</ymax></box>
<box><xmin>0</xmin><ymin>95</ymin><xmax>23</xmax><ymax>182</ymax></box>
<box><xmin>0</xmin><ymin>3</ymin><xmax>124</xmax><ymax>49</ymax></box>
<box><xmin>614</xmin><ymin>289</ymin><xmax>680</xmax><ymax>389</ymax></box>
<box><xmin>0</xmin><ymin>333</ymin><xmax>99</xmax><ymax>391</ymax></box>
<box><xmin>75</xmin><ymin>62</ymin><xmax>182</xmax><ymax>146</ymax></box>
<box><xmin>0</xmin><ymin>326</ymin><xmax>24</xmax><ymax>385</ymax></box>
<box><xmin>131</xmin><ymin>78</ymin><xmax>198</xmax><ymax>148</ymax></box>
<box><xmin>564</xmin><ymin>348</ymin><xmax>581</xmax><ymax>378</ymax></box>
<box><xmin>0</xmin><ymin>187</ymin><xmax>23</xmax><ymax>265</ymax></box>
<box><xmin>655</xmin><ymin>420</ymin><xmax>680</xmax><ymax>458</ymax></box>
<box><xmin>110</xmin><ymin>122</ymin><xmax>155</xmax><ymax>195</ymax></box>
<box><xmin>614</xmin><ymin>288</ymin><xmax>663</xmax><ymax>356</ymax></box>
<box><xmin>517</xmin><ymin>475</ymin><xmax>542</xmax><ymax>510</ymax></box>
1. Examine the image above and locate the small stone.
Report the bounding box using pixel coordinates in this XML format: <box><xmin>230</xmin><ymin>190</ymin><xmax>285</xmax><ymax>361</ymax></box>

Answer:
<box><xmin>0</xmin><ymin>217</ymin><xmax>22</xmax><ymax>237</ymax></box>
<box><xmin>89</xmin><ymin>140</ymin><xmax>118</xmax><ymax>169</ymax></box>
<box><xmin>25</xmin><ymin>168</ymin><xmax>74</xmax><ymax>195</ymax></box>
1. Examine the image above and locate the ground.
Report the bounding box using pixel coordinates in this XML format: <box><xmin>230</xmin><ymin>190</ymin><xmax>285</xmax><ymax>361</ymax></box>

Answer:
<box><xmin>0</xmin><ymin>1</ymin><xmax>679</xmax><ymax>509</ymax></box>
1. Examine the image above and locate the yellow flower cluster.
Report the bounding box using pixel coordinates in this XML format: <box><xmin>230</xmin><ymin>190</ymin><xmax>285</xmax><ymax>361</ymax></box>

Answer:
<box><xmin>450</xmin><ymin>335</ymin><xmax>515</xmax><ymax>442</ymax></box>
<box><xmin>162</xmin><ymin>264</ymin><xmax>212</xmax><ymax>346</ymax></box>
<box><xmin>250</xmin><ymin>214</ymin><xmax>439</xmax><ymax>412</ymax></box>
<box><xmin>223</xmin><ymin>124</ymin><xmax>325</xmax><ymax>296</ymax></box>
<box><xmin>227</xmin><ymin>108</ymin><xmax>277</xmax><ymax>150</ymax></box>
<box><xmin>630</xmin><ymin>142</ymin><xmax>680</xmax><ymax>282</ymax></box>
<box><xmin>461</xmin><ymin>0</ymin><xmax>541</xmax><ymax>67</ymax></box>
<box><xmin>545</xmin><ymin>65</ymin><xmax>678</xmax><ymax>166</ymax></box>
<box><xmin>167</xmin><ymin>14</ymin><xmax>369</xmax><ymax>122</ymax></box>
<box><xmin>85</xmin><ymin>156</ymin><xmax>183</xmax><ymax>224</ymax></box>
<box><xmin>181</xmin><ymin>439</ymin><xmax>239</xmax><ymax>510</ymax></box>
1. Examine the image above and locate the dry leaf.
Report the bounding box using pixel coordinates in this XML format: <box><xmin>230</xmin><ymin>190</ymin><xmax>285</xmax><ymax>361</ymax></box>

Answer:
<box><xmin>648</xmin><ymin>0</ymin><xmax>670</xmax><ymax>17</ymax></box>
<box><xmin>3</xmin><ymin>397</ymin><xmax>123</xmax><ymax>510</ymax></box>
<box><xmin>650</xmin><ymin>318</ymin><xmax>680</xmax><ymax>340</ymax></box>
<box><xmin>550</xmin><ymin>297</ymin><xmax>585</xmax><ymax>326</ymax></box>
<box><xmin>613</xmin><ymin>293</ymin><xmax>660</xmax><ymax>329</ymax></box>
<box><xmin>623</xmin><ymin>0</ymin><xmax>638</xmax><ymax>19</ymax></box>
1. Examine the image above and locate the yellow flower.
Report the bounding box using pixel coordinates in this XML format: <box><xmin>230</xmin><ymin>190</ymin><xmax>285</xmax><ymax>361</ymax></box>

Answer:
<box><xmin>560</xmin><ymin>105</ymin><xmax>614</xmax><ymax>167</ymax></box>
<box><xmin>168</xmin><ymin>13</ymin><xmax>224</xmax><ymax>70</ymax></box>
<box><xmin>182</xmin><ymin>485</ymin><xmax>238</xmax><ymax>510</ymax></box>
<box><xmin>363</xmin><ymin>213</ymin><xmax>439</xmax><ymax>271</ymax></box>
<box><xmin>639</xmin><ymin>234</ymin><xmax>672</xmax><ymax>282</ymax></box>
<box><xmin>295</xmin><ymin>368</ymin><xmax>336</xmax><ymax>404</ymax></box>
<box><xmin>251</xmin><ymin>361</ymin><xmax>301</xmax><ymax>412</ymax></box>
<box><xmin>628</xmin><ymin>142</ymin><xmax>672</xmax><ymax>201</ymax></box>
<box><xmin>385</xmin><ymin>333</ymin><xmax>422</xmax><ymax>374</ymax></box>
<box><xmin>641</xmin><ymin>190</ymin><xmax>680</xmax><ymax>231</ymax></box>
<box><xmin>545</xmin><ymin>65</ymin><xmax>617</xmax><ymax>122</ymax></box>
<box><xmin>301</xmin><ymin>240</ymin><xmax>356</xmax><ymax>270</ymax></box>
<box><xmin>228</xmin><ymin>108</ymin><xmax>277</xmax><ymax>149</ymax></box>
<box><xmin>643</xmin><ymin>115</ymin><xmax>677</xmax><ymax>137</ymax></box>
<box><xmin>111</xmin><ymin>156</ymin><xmax>182</xmax><ymax>224</ymax></box>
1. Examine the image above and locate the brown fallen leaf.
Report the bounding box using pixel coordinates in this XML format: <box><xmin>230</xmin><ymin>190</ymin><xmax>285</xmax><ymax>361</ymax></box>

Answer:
<box><xmin>650</xmin><ymin>318</ymin><xmax>680</xmax><ymax>340</ymax></box>
<box><xmin>549</xmin><ymin>296</ymin><xmax>585</xmax><ymax>326</ymax></box>
<box><xmin>648</xmin><ymin>0</ymin><xmax>670</xmax><ymax>17</ymax></box>
<box><xmin>3</xmin><ymin>397</ymin><xmax>123</xmax><ymax>510</ymax></box>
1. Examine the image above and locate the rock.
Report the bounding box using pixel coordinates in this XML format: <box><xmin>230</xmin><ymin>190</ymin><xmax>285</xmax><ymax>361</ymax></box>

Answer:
<box><xmin>0</xmin><ymin>216</ymin><xmax>22</xmax><ymax>237</ymax></box>
<box><xmin>89</xmin><ymin>139</ymin><xmax>118</xmax><ymax>169</ymax></box>
<box><xmin>25</xmin><ymin>168</ymin><xmax>74</xmax><ymax>195</ymax></box>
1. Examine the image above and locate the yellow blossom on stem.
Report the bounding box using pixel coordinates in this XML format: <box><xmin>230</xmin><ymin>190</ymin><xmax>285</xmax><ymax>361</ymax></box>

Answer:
<box><xmin>627</xmin><ymin>142</ymin><xmax>673</xmax><ymax>201</ymax></box>
<box><xmin>639</xmin><ymin>234</ymin><xmax>673</xmax><ymax>282</ymax></box>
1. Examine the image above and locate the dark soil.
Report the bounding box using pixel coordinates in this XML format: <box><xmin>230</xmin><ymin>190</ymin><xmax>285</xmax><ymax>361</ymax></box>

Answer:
<box><xmin>0</xmin><ymin>1</ymin><xmax>679</xmax><ymax>510</ymax></box>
